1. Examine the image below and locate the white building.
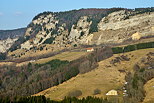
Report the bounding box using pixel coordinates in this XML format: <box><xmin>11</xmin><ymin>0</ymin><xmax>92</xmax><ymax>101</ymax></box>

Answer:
<box><xmin>86</xmin><ymin>48</ymin><xmax>94</xmax><ymax>52</ymax></box>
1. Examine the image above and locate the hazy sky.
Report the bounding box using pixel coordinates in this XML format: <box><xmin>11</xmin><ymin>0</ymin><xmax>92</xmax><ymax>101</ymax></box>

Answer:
<box><xmin>0</xmin><ymin>0</ymin><xmax>154</xmax><ymax>30</ymax></box>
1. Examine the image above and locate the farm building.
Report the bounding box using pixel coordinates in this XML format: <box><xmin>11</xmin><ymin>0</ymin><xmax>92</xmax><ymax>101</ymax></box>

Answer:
<box><xmin>86</xmin><ymin>48</ymin><xmax>94</xmax><ymax>52</ymax></box>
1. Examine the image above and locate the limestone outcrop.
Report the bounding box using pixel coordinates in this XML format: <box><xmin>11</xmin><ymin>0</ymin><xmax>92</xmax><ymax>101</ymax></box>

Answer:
<box><xmin>0</xmin><ymin>38</ymin><xmax>18</xmax><ymax>53</ymax></box>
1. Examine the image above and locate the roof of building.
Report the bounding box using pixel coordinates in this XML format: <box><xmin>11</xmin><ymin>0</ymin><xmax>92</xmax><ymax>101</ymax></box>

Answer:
<box><xmin>86</xmin><ymin>48</ymin><xmax>94</xmax><ymax>50</ymax></box>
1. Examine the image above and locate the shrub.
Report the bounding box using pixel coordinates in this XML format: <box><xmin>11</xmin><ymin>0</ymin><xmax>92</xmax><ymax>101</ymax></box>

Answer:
<box><xmin>43</xmin><ymin>37</ymin><xmax>55</xmax><ymax>44</ymax></box>
<box><xmin>67</xmin><ymin>90</ymin><xmax>82</xmax><ymax>97</ymax></box>
<box><xmin>93</xmin><ymin>89</ymin><xmax>101</xmax><ymax>95</ymax></box>
<box><xmin>0</xmin><ymin>53</ymin><xmax>6</xmax><ymax>60</ymax></box>
<box><xmin>39</xmin><ymin>38</ymin><xmax>43</xmax><ymax>43</ymax></box>
<box><xmin>80</xmin><ymin>31</ymin><xmax>84</xmax><ymax>37</ymax></box>
<box><xmin>74</xmin><ymin>44</ymin><xmax>77</xmax><ymax>47</ymax></box>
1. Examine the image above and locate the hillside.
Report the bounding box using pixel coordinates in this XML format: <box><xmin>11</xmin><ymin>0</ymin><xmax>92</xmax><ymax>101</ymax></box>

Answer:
<box><xmin>0</xmin><ymin>28</ymin><xmax>26</xmax><ymax>53</ymax></box>
<box><xmin>0</xmin><ymin>46</ymin><xmax>112</xmax><ymax>98</ymax></box>
<box><xmin>0</xmin><ymin>7</ymin><xmax>154</xmax><ymax>103</ymax></box>
<box><xmin>144</xmin><ymin>78</ymin><xmax>154</xmax><ymax>103</ymax></box>
<box><xmin>35</xmin><ymin>48</ymin><xmax>154</xmax><ymax>102</ymax></box>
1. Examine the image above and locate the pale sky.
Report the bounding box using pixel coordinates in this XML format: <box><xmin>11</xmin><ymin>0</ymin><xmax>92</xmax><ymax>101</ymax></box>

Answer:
<box><xmin>0</xmin><ymin>0</ymin><xmax>154</xmax><ymax>30</ymax></box>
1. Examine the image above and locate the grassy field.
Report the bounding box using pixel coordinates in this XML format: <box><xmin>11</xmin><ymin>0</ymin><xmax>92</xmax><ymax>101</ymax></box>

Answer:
<box><xmin>143</xmin><ymin>78</ymin><xmax>154</xmax><ymax>103</ymax></box>
<box><xmin>16</xmin><ymin>51</ymin><xmax>88</xmax><ymax>66</ymax></box>
<box><xmin>34</xmin><ymin>48</ymin><xmax>154</xmax><ymax>101</ymax></box>
<box><xmin>35</xmin><ymin>51</ymin><xmax>88</xmax><ymax>64</ymax></box>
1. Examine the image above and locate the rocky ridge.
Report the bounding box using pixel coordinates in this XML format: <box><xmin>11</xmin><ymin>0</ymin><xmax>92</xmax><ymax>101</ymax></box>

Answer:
<box><xmin>7</xmin><ymin>8</ymin><xmax>154</xmax><ymax>59</ymax></box>
<box><xmin>0</xmin><ymin>28</ymin><xmax>25</xmax><ymax>53</ymax></box>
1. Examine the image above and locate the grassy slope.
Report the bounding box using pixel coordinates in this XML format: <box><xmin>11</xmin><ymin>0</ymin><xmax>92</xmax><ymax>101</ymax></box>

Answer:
<box><xmin>35</xmin><ymin>51</ymin><xmax>88</xmax><ymax>64</ymax></box>
<box><xmin>15</xmin><ymin>51</ymin><xmax>88</xmax><ymax>66</ymax></box>
<box><xmin>34</xmin><ymin>48</ymin><xmax>154</xmax><ymax>101</ymax></box>
<box><xmin>143</xmin><ymin>78</ymin><xmax>154</xmax><ymax>103</ymax></box>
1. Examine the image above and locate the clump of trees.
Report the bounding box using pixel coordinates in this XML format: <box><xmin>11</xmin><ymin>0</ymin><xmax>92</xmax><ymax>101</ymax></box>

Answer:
<box><xmin>43</xmin><ymin>37</ymin><xmax>55</xmax><ymax>44</ymax></box>
<box><xmin>134</xmin><ymin>7</ymin><xmax>154</xmax><ymax>15</ymax></box>
<box><xmin>124</xmin><ymin>53</ymin><xmax>154</xmax><ymax>103</ymax></box>
<box><xmin>112</xmin><ymin>41</ymin><xmax>154</xmax><ymax>54</ymax></box>
<box><xmin>0</xmin><ymin>53</ymin><xmax>6</xmax><ymax>60</ymax></box>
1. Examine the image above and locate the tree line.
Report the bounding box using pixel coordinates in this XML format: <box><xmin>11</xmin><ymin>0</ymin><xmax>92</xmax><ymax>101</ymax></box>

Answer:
<box><xmin>0</xmin><ymin>95</ymin><xmax>110</xmax><ymax>103</ymax></box>
<box><xmin>112</xmin><ymin>41</ymin><xmax>154</xmax><ymax>54</ymax></box>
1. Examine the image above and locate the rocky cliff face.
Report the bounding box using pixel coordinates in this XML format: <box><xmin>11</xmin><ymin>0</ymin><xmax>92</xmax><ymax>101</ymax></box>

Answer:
<box><xmin>8</xmin><ymin>8</ymin><xmax>154</xmax><ymax>58</ymax></box>
<box><xmin>96</xmin><ymin>10</ymin><xmax>154</xmax><ymax>44</ymax></box>
<box><xmin>21</xmin><ymin>14</ymin><xmax>94</xmax><ymax>50</ymax></box>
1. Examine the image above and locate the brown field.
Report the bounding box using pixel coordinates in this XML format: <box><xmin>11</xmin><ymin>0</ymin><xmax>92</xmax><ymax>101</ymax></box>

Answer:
<box><xmin>8</xmin><ymin>45</ymin><xmax>64</xmax><ymax>59</ymax></box>
<box><xmin>34</xmin><ymin>48</ymin><xmax>154</xmax><ymax>101</ymax></box>
<box><xmin>143</xmin><ymin>78</ymin><xmax>154</xmax><ymax>103</ymax></box>
<box><xmin>35</xmin><ymin>51</ymin><xmax>88</xmax><ymax>64</ymax></box>
<box><xmin>16</xmin><ymin>51</ymin><xmax>88</xmax><ymax>66</ymax></box>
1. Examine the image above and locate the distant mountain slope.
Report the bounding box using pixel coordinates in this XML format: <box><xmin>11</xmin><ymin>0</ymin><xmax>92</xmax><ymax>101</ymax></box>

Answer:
<box><xmin>0</xmin><ymin>28</ymin><xmax>26</xmax><ymax>53</ymax></box>
<box><xmin>0</xmin><ymin>28</ymin><xmax>26</xmax><ymax>40</ymax></box>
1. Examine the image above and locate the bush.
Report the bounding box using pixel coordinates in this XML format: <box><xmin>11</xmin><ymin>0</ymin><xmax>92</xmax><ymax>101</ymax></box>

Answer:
<box><xmin>93</xmin><ymin>89</ymin><xmax>101</xmax><ymax>95</ymax></box>
<box><xmin>43</xmin><ymin>37</ymin><xmax>55</xmax><ymax>44</ymax></box>
<box><xmin>67</xmin><ymin>90</ymin><xmax>82</xmax><ymax>97</ymax></box>
<box><xmin>74</xmin><ymin>44</ymin><xmax>77</xmax><ymax>47</ymax></box>
<box><xmin>80</xmin><ymin>31</ymin><xmax>84</xmax><ymax>37</ymax></box>
<box><xmin>0</xmin><ymin>53</ymin><xmax>6</xmax><ymax>60</ymax></box>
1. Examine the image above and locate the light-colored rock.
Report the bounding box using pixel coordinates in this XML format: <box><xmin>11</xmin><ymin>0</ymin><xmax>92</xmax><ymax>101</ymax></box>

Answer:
<box><xmin>21</xmin><ymin>41</ymin><xmax>33</xmax><ymax>50</ymax></box>
<box><xmin>151</xmin><ymin>26</ymin><xmax>154</xmax><ymax>32</ymax></box>
<box><xmin>69</xmin><ymin>16</ymin><xmax>92</xmax><ymax>39</ymax></box>
<box><xmin>98</xmin><ymin>11</ymin><xmax>154</xmax><ymax>31</ymax></box>
<box><xmin>0</xmin><ymin>38</ymin><xmax>18</xmax><ymax>53</ymax></box>
<box><xmin>25</xmin><ymin>28</ymin><xmax>32</xmax><ymax>36</ymax></box>
<box><xmin>46</xmin><ymin>23</ymin><xmax>56</xmax><ymax>30</ymax></box>
<box><xmin>132</xmin><ymin>32</ymin><xmax>141</xmax><ymax>40</ymax></box>
<box><xmin>95</xmin><ymin>11</ymin><xmax>154</xmax><ymax>44</ymax></box>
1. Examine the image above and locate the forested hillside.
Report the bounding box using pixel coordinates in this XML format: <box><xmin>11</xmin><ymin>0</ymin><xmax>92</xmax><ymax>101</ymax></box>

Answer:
<box><xmin>0</xmin><ymin>28</ymin><xmax>26</xmax><ymax>40</ymax></box>
<box><xmin>0</xmin><ymin>47</ymin><xmax>112</xmax><ymax>98</ymax></box>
